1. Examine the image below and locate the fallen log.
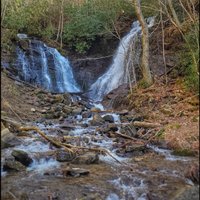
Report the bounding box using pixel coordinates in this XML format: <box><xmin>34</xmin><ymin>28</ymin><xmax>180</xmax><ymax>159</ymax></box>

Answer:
<box><xmin>1</xmin><ymin>117</ymin><xmax>23</xmax><ymax>130</ymax></box>
<box><xmin>132</xmin><ymin>121</ymin><xmax>161</xmax><ymax>128</ymax></box>
<box><xmin>19</xmin><ymin>126</ymin><xmax>74</xmax><ymax>153</ymax></box>
<box><xmin>114</xmin><ymin>131</ymin><xmax>146</xmax><ymax>144</ymax></box>
<box><xmin>19</xmin><ymin>126</ymin><xmax>126</xmax><ymax>165</ymax></box>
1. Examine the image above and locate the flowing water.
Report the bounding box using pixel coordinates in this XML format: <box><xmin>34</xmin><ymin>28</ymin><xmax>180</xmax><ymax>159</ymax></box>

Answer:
<box><xmin>15</xmin><ymin>38</ymin><xmax>81</xmax><ymax>93</ymax></box>
<box><xmin>1</xmin><ymin>20</ymin><xmax>198</xmax><ymax>199</ymax></box>
<box><xmin>87</xmin><ymin>17</ymin><xmax>155</xmax><ymax>102</ymax></box>
<box><xmin>1</xmin><ymin>102</ymin><xmax>196</xmax><ymax>199</ymax></box>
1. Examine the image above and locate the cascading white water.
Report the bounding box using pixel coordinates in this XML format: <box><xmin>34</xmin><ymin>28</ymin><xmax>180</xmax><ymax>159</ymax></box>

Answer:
<box><xmin>39</xmin><ymin>45</ymin><xmax>52</xmax><ymax>90</ymax></box>
<box><xmin>87</xmin><ymin>17</ymin><xmax>155</xmax><ymax>101</ymax></box>
<box><xmin>15</xmin><ymin>39</ymin><xmax>81</xmax><ymax>93</ymax></box>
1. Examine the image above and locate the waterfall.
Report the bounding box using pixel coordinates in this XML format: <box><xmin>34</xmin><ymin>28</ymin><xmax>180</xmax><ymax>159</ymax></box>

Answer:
<box><xmin>15</xmin><ymin>39</ymin><xmax>81</xmax><ymax>93</ymax></box>
<box><xmin>87</xmin><ymin>17</ymin><xmax>155</xmax><ymax>102</ymax></box>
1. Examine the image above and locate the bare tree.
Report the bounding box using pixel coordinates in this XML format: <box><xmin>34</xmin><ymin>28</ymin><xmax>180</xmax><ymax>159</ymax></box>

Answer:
<box><xmin>133</xmin><ymin>0</ymin><xmax>153</xmax><ymax>85</ymax></box>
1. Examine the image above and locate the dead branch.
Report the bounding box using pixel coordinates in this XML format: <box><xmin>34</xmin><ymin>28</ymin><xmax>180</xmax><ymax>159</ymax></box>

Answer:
<box><xmin>114</xmin><ymin>131</ymin><xmax>146</xmax><ymax>144</ymax></box>
<box><xmin>1</xmin><ymin>116</ymin><xmax>23</xmax><ymax>129</ymax></box>
<box><xmin>19</xmin><ymin>126</ymin><xmax>74</xmax><ymax>153</ymax></box>
<box><xmin>132</xmin><ymin>121</ymin><xmax>161</xmax><ymax>128</ymax></box>
<box><xmin>19</xmin><ymin>126</ymin><xmax>125</xmax><ymax>165</ymax></box>
<box><xmin>76</xmin><ymin>55</ymin><xmax>113</xmax><ymax>61</ymax></box>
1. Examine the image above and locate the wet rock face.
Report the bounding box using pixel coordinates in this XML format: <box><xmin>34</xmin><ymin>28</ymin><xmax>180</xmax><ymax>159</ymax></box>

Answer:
<box><xmin>11</xmin><ymin>149</ymin><xmax>33</xmax><ymax>167</ymax></box>
<box><xmin>3</xmin><ymin>158</ymin><xmax>26</xmax><ymax>172</ymax></box>
<box><xmin>62</xmin><ymin>168</ymin><xmax>90</xmax><ymax>177</ymax></box>
<box><xmin>89</xmin><ymin>114</ymin><xmax>105</xmax><ymax>126</ymax></box>
<box><xmin>56</xmin><ymin>150</ymin><xmax>76</xmax><ymax>162</ymax></box>
<box><xmin>71</xmin><ymin>36</ymin><xmax>119</xmax><ymax>92</ymax></box>
<box><xmin>103</xmin><ymin>115</ymin><xmax>114</xmax><ymax>123</ymax></box>
<box><xmin>1</xmin><ymin>128</ymin><xmax>21</xmax><ymax>149</ymax></box>
<box><xmin>72</xmin><ymin>152</ymin><xmax>99</xmax><ymax>165</ymax></box>
<box><xmin>102</xmin><ymin>83</ymin><xmax>130</xmax><ymax>110</ymax></box>
<box><xmin>185</xmin><ymin>163</ymin><xmax>199</xmax><ymax>184</ymax></box>
<box><xmin>72</xmin><ymin>58</ymin><xmax>111</xmax><ymax>91</ymax></box>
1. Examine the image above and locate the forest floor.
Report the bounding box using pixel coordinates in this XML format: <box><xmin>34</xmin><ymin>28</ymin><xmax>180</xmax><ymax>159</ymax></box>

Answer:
<box><xmin>1</xmin><ymin>70</ymin><xmax>199</xmax><ymax>156</ymax></box>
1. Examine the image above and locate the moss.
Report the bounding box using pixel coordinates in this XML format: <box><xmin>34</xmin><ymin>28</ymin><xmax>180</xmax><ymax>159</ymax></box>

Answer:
<box><xmin>172</xmin><ymin>149</ymin><xmax>196</xmax><ymax>156</ymax></box>
<box><xmin>137</xmin><ymin>79</ymin><xmax>151</xmax><ymax>89</ymax></box>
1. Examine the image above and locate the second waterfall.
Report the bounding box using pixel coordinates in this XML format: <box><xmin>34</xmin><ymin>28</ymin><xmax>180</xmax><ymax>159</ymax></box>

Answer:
<box><xmin>87</xmin><ymin>17</ymin><xmax>155</xmax><ymax>102</ymax></box>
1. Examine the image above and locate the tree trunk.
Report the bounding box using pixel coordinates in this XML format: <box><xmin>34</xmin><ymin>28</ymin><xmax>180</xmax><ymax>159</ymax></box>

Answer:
<box><xmin>133</xmin><ymin>0</ymin><xmax>153</xmax><ymax>85</ymax></box>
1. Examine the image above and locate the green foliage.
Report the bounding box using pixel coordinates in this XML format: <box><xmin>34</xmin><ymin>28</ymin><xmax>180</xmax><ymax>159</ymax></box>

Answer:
<box><xmin>172</xmin><ymin>149</ymin><xmax>195</xmax><ymax>156</ymax></box>
<box><xmin>155</xmin><ymin>128</ymin><xmax>165</xmax><ymax>139</ymax></box>
<box><xmin>137</xmin><ymin>79</ymin><xmax>151</xmax><ymax>89</ymax></box>
<box><xmin>1</xmin><ymin>28</ymin><xmax>17</xmax><ymax>51</ymax></box>
<box><xmin>2</xmin><ymin>0</ymin><xmax>134</xmax><ymax>54</ymax></box>
<box><xmin>178</xmin><ymin>23</ymin><xmax>199</xmax><ymax>93</ymax></box>
<box><xmin>141</xmin><ymin>0</ymin><xmax>160</xmax><ymax>17</ymax></box>
<box><xmin>63</xmin><ymin>0</ymin><xmax>133</xmax><ymax>54</ymax></box>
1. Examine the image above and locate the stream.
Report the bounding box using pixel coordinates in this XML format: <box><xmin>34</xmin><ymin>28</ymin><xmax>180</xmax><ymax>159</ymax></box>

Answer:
<box><xmin>1</xmin><ymin>100</ymin><xmax>197</xmax><ymax>200</ymax></box>
<box><xmin>1</xmin><ymin>18</ymin><xmax>198</xmax><ymax>200</ymax></box>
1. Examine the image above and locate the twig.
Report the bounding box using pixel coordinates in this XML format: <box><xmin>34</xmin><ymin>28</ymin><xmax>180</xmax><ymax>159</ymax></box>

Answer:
<box><xmin>2</xmin><ymin>97</ymin><xmax>24</xmax><ymax>123</ymax></box>
<box><xmin>76</xmin><ymin>55</ymin><xmax>113</xmax><ymax>61</ymax></box>
<box><xmin>19</xmin><ymin>126</ymin><xmax>74</xmax><ymax>153</ymax></box>
<box><xmin>19</xmin><ymin>126</ymin><xmax>125</xmax><ymax>165</ymax></box>
<box><xmin>114</xmin><ymin>131</ymin><xmax>146</xmax><ymax>144</ymax></box>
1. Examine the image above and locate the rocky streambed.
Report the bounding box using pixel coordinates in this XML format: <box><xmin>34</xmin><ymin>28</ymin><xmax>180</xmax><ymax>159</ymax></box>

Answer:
<box><xmin>1</xmin><ymin>95</ymin><xmax>199</xmax><ymax>200</ymax></box>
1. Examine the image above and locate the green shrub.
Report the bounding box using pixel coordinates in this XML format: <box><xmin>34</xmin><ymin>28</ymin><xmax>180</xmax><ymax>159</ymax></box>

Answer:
<box><xmin>178</xmin><ymin>23</ymin><xmax>199</xmax><ymax>93</ymax></box>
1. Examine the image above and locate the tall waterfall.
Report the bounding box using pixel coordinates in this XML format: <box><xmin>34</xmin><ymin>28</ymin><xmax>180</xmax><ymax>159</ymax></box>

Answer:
<box><xmin>15</xmin><ymin>39</ymin><xmax>81</xmax><ymax>93</ymax></box>
<box><xmin>87</xmin><ymin>17</ymin><xmax>155</xmax><ymax>101</ymax></box>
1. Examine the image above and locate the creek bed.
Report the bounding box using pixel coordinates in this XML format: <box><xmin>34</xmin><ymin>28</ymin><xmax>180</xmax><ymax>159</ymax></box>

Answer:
<box><xmin>1</xmin><ymin>103</ymin><xmax>197</xmax><ymax>200</ymax></box>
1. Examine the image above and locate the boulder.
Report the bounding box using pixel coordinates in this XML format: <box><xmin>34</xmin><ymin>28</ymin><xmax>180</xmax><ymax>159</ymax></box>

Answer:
<box><xmin>90</xmin><ymin>114</ymin><xmax>104</xmax><ymax>126</ymax></box>
<box><xmin>91</xmin><ymin>107</ymin><xmax>101</xmax><ymax>112</ymax></box>
<box><xmin>101</xmin><ymin>124</ymin><xmax>118</xmax><ymax>133</ymax></box>
<box><xmin>63</xmin><ymin>105</ymin><xmax>72</xmax><ymax>114</ymax></box>
<box><xmin>1</xmin><ymin>128</ymin><xmax>21</xmax><ymax>149</ymax></box>
<box><xmin>103</xmin><ymin>115</ymin><xmax>114</xmax><ymax>123</ymax></box>
<box><xmin>63</xmin><ymin>93</ymin><xmax>72</xmax><ymax>105</ymax></box>
<box><xmin>11</xmin><ymin>149</ymin><xmax>33</xmax><ymax>166</ymax></box>
<box><xmin>72</xmin><ymin>152</ymin><xmax>99</xmax><ymax>164</ymax></box>
<box><xmin>19</xmin><ymin>39</ymin><xmax>29</xmax><ymax>51</ymax></box>
<box><xmin>185</xmin><ymin>163</ymin><xmax>199</xmax><ymax>184</ymax></box>
<box><xmin>82</xmin><ymin>111</ymin><xmax>92</xmax><ymax>119</ymax></box>
<box><xmin>125</xmin><ymin>144</ymin><xmax>146</xmax><ymax>153</ymax></box>
<box><xmin>3</xmin><ymin>158</ymin><xmax>26</xmax><ymax>172</ymax></box>
<box><xmin>62</xmin><ymin>168</ymin><xmax>90</xmax><ymax>177</ymax></box>
<box><xmin>72</xmin><ymin>107</ymin><xmax>83</xmax><ymax>115</ymax></box>
<box><xmin>118</xmin><ymin>109</ymin><xmax>129</xmax><ymax>116</ymax></box>
<box><xmin>56</xmin><ymin>150</ymin><xmax>76</xmax><ymax>162</ymax></box>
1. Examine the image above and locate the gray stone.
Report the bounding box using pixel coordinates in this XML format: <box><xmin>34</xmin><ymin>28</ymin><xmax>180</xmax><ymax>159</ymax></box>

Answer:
<box><xmin>63</xmin><ymin>168</ymin><xmax>90</xmax><ymax>177</ymax></box>
<box><xmin>72</xmin><ymin>152</ymin><xmax>99</xmax><ymax>164</ymax></box>
<box><xmin>1</xmin><ymin>128</ymin><xmax>21</xmax><ymax>149</ymax></box>
<box><xmin>3</xmin><ymin>159</ymin><xmax>26</xmax><ymax>171</ymax></box>
<box><xmin>103</xmin><ymin>115</ymin><xmax>114</xmax><ymax>123</ymax></box>
<box><xmin>125</xmin><ymin>144</ymin><xmax>146</xmax><ymax>153</ymax></box>
<box><xmin>107</xmin><ymin>124</ymin><xmax>118</xmax><ymax>132</ymax></box>
<box><xmin>174</xmin><ymin>186</ymin><xmax>199</xmax><ymax>200</ymax></box>
<box><xmin>56</xmin><ymin>150</ymin><xmax>76</xmax><ymax>162</ymax></box>
<box><xmin>118</xmin><ymin>109</ymin><xmax>129</xmax><ymax>115</ymax></box>
<box><xmin>91</xmin><ymin>107</ymin><xmax>101</xmax><ymax>112</ymax></box>
<box><xmin>11</xmin><ymin>149</ymin><xmax>33</xmax><ymax>166</ymax></box>
<box><xmin>89</xmin><ymin>114</ymin><xmax>104</xmax><ymax>126</ymax></box>
<box><xmin>19</xmin><ymin>39</ymin><xmax>29</xmax><ymax>51</ymax></box>
<box><xmin>82</xmin><ymin>111</ymin><xmax>92</xmax><ymax>119</ymax></box>
<box><xmin>72</xmin><ymin>107</ymin><xmax>82</xmax><ymax>115</ymax></box>
<box><xmin>63</xmin><ymin>105</ymin><xmax>72</xmax><ymax>114</ymax></box>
